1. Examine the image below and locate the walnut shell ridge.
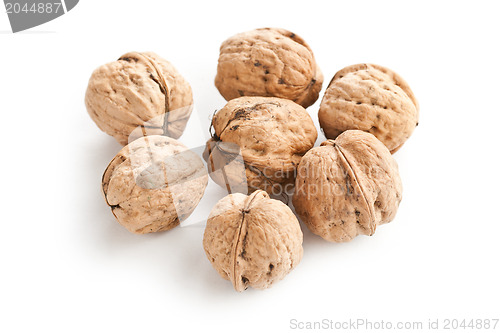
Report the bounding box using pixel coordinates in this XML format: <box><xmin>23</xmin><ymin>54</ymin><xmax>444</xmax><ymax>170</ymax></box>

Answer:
<box><xmin>102</xmin><ymin>135</ymin><xmax>208</xmax><ymax>234</ymax></box>
<box><xmin>318</xmin><ymin>63</ymin><xmax>419</xmax><ymax>153</ymax></box>
<box><xmin>85</xmin><ymin>51</ymin><xmax>193</xmax><ymax>145</ymax></box>
<box><xmin>293</xmin><ymin>130</ymin><xmax>402</xmax><ymax>242</ymax></box>
<box><xmin>215</xmin><ymin>28</ymin><xmax>323</xmax><ymax>108</ymax></box>
<box><xmin>203</xmin><ymin>190</ymin><xmax>303</xmax><ymax>291</ymax></box>
<box><xmin>203</xmin><ymin>96</ymin><xmax>317</xmax><ymax>195</ymax></box>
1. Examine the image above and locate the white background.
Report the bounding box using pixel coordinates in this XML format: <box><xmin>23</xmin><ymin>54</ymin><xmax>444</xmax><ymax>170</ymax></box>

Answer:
<box><xmin>1</xmin><ymin>1</ymin><xmax>499</xmax><ymax>332</ymax></box>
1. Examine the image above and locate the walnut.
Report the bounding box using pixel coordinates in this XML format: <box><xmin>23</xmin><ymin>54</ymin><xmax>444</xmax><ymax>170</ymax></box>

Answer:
<box><xmin>102</xmin><ymin>135</ymin><xmax>208</xmax><ymax>234</ymax></box>
<box><xmin>203</xmin><ymin>190</ymin><xmax>303</xmax><ymax>291</ymax></box>
<box><xmin>203</xmin><ymin>96</ymin><xmax>317</xmax><ymax>195</ymax></box>
<box><xmin>293</xmin><ymin>130</ymin><xmax>402</xmax><ymax>242</ymax></box>
<box><xmin>318</xmin><ymin>63</ymin><xmax>419</xmax><ymax>153</ymax></box>
<box><xmin>215</xmin><ymin>28</ymin><xmax>323</xmax><ymax>108</ymax></box>
<box><xmin>85</xmin><ymin>51</ymin><xmax>193</xmax><ymax>145</ymax></box>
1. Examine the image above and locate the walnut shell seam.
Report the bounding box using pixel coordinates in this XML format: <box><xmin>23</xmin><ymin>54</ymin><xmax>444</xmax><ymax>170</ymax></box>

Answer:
<box><xmin>324</xmin><ymin>140</ymin><xmax>375</xmax><ymax>235</ymax></box>
<box><xmin>118</xmin><ymin>52</ymin><xmax>174</xmax><ymax>136</ymax></box>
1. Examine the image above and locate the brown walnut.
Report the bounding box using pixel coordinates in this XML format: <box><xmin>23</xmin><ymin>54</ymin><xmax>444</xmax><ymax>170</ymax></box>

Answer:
<box><xmin>102</xmin><ymin>135</ymin><xmax>208</xmax><ymax>234</ymax></box>
<box><xmin>203</xmin><ymin>190</ymin><xmax>303</xmax><ymax>291</ymax></box>
<box><xmin>293</xmin><ymin>130</ymin><xmax>402</xmax><ymax>242</ymax></box>
<box><xmin>203</xmin><ymin>96</ymin><xmax>317</xmax><ymax>195</ymax></box>
<box><xmin>85</xmin><ymin>51</ymin><xmax>193</xmax><ymax>145</ymax></box>
<box><xmin>215</xmin><ymin>28</ymin><xmax>323</xmax><ymax>108</ymax></box>
<box><xmin>318</xmin><ymin>63</ymin><xmax>419</xmax><ymax>153</ymax></box>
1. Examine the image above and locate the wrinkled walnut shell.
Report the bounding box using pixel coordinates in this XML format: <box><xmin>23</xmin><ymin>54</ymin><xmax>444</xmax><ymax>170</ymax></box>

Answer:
<box><xmin>85</xmin><ymin>51</ymin><xmax>193</xmax><ymax>145</ymax></box>
<box><xmin>203</xmin><ymin>96</ymin><xmax>317</xmax><ymax>195</ymax></box>
<box><xmin>102</xmin><ymin>135</ymin><xmax>208</xmax><ymax>234</ymax></box>
<box><xmin>293</xmin><ymin>130</ymin><xmax>402</xmax><ymax>242</ymax></box>
<box><xmin>318</xmin><ymin>63</ymin><xmax>419</xmax><ymax>153</ymax></box>
<box><xmin>215</xmin><ymin>28</ymin><xmax>323</xmax><ymax>108</ymax></box>
<box><xmin>203</xmin><ymin>190</ymin><xmax>303</xmax><ymax>291</ymax></box>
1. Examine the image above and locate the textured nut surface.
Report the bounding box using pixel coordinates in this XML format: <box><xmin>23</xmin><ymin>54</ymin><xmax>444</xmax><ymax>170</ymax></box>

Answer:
<box><xmin>204</xmin><ymin>96</ymin><xmax>317</xmax><ymax>194</ymax></box>
<box><xmin>293</xmin><ymin>130</ymin><xmax>402</xmax><ymax>242</ymax></box>
<box><xmin>215</xmin><ymin>28</ymin><xmax>323</xmax><ymax>108</ymax></box>
<box><xmin>203</xmin><ymin>190</ymin><xmax>303</xmax><ymax>291</ymax></box>
<box><xmin>102</xmin><ymin>135</ymin><xmax>208</xmax><ymax>234</ymax></box>
<box><xmin>318</xmin><ymin>63</ymin><xmax>419</xmax><ymax>153</ymax></box>
<box><xmin>86</xmin><ymin>51</ymin><xmax>193</xmax><ymax>145</ymax></box>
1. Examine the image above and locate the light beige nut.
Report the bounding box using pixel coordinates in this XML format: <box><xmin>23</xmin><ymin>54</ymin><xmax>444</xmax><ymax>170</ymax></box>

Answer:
<box><xmin>203</xmin><ymin>190</ymin><xmax>303</xmax><ymax>291</ymax></box>
<box><xmin>318</xmin><ymin>63</ymin><xmax>419</xmax><ymax>153</ymax></box>
<box><xmin>203</xmin><ymin>96</ymin><xmax>317</xmax><ymax>195</ymax></box>
<box><xmin>102</xmin><ymin>135</ymin><xmax>208</xmax><ymax>234</ymax></box>
<box><xmin>85</xmin><ymin>51</ymin><xmax>193</xmax><ymax>145</ymax></box>
<box><xmin>293</xmin><ymin>130</ymin><xmax>402</xmax><ymax>242</ymax></box>
<box><xmin>215</xmin><ymin>28</ymin><xmax>323</xmax><ymax>108</ymax></box>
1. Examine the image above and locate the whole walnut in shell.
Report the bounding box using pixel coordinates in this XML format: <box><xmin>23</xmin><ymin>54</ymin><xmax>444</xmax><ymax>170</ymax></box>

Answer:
<box><xmin>215</xmin><ymin>28</ymin><xmax>323</xmax><ymax>108</ymax></box>
<box><xmin>318</xmin><ymin>63</ymin><xmax>419</xmax><ymax>153</ymax></box>
<box><xmin>203</xmin><ymin>190</ymin><xmax>303</xmax><ymax>291</ymax></box>
<box><xmin>102</xmin><ymin>135</ymin><xmax>208</xmax><ymax>234</ymax></box>
<box><xmin>203</xmin><ymin>96</ymin><xmax>317</xmax><ymax>195</ymax></box>
<box><xmin>293</xmin><ymin>130</ymin><xmax>402</xmax><ymax>242</ymax></box>
<box><xmin>85</xmin><ymin>51</ymin><xmax>193</xmax><ymax>145</ymax></box>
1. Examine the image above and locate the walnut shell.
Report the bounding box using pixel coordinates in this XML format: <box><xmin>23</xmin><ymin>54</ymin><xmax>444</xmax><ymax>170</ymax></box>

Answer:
<box><xmin>85</xmin><ymin>52</ymin><xmax>193</xmax><ymax>145</ymax></box>
<box><xmin>102</xmin><ymin>135</ymin><xmax>208</xmax><ymax>234</ymax></box>
<box><xmin>293</xmin><ymin>130</ymin><xmax>402</xmax><ymax>242</ymax></box>
<box><xmin>318</xmin><ymin>63</ymin><xmax>419</xmax><ymax>153</ymax></box>
<box><xmin>203</xmin><ymin>96</ymin><xmax>317</xmax><ymax>195</ymax></box>
<box><xmin>215</xmin><ymin>28</ymin><xmax>323</xmax><ymax>108</ymax></box>
<box><xmin>203</xmin><ymin>190</ymin><xmax>303</xmax><ymax>291</ymax></box>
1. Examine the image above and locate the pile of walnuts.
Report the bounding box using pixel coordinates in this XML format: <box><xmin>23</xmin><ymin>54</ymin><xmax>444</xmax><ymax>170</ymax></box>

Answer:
<box><xmin>86</xmin><ymin>28</ymin><xmax>418</xmax><ymax>292</ymax></box>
